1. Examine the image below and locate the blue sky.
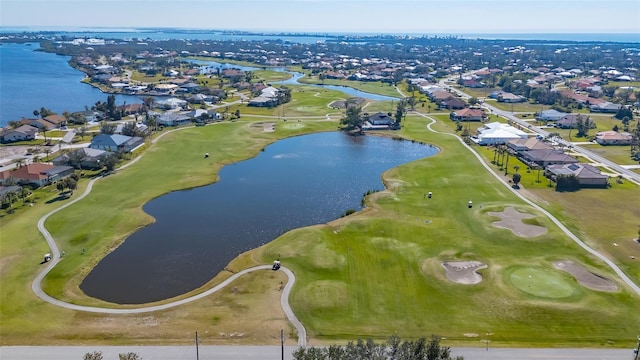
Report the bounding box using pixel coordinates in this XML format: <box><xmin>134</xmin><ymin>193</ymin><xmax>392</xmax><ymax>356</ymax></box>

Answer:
<box><xmin>1</xmin><ymin>0</ymin><xmax>639</xmax><ymax>34</ymax></box>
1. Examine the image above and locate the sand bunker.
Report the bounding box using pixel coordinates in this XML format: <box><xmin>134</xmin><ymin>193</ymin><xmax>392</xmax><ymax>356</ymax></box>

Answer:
<box><xmin>263</xmin><ymin>122</ymin><xmax>276</xmax><ymax>132</ymax></box>
<box><xmin>442</xmin><ymin>261</ymin><xmax>487</xmax><ymax>285</ymax></box>
<box><xmin>488</xmin><ymin>207</ymin><xmax>547</xmax><ymax>238</ymax></box>
<box><xmin>553</xmin><ymin>261</ymin><xmax>617</xmax><ymax>292</ymax></box>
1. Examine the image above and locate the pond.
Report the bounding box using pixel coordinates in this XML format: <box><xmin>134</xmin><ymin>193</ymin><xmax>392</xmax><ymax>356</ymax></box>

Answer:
<box><xmin>80</xmin><ymin>132</ymin><xmax>438</xmax><ymax>304</ymax></box>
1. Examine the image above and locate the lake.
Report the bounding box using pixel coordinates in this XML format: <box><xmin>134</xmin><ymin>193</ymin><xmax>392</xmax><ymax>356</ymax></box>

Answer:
<box><xmin>80</xmin><ymin>131</ymin><xmax>438</xmax><ymax>304</ymax></box>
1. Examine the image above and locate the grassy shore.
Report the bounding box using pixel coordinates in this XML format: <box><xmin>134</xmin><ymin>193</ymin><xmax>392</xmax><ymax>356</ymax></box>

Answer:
<box><xmin>1</xmin><ymin>98</ymin><xmax>639</xmax><ymax>347</ymax></box>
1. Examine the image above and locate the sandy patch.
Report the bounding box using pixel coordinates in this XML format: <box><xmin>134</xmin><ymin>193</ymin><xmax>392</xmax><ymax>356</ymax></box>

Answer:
<box><xmin>553</xmin><ymin>260</ymin><xmax>617</xmax><ymax>292</ymax></box>
<box><xmin>263</xmin><ymin>122</ymin><xmax>276</xmax><ymax>132</ymax></box>
<box><xmin>441</xmin><ymin>261</ymin><xmax>487</xmax><ymax>285</ymax></box>
<box><xmin>488</xmin><ymin>207</ymin><xmax>547</xmax><ymax>238</ymax></box>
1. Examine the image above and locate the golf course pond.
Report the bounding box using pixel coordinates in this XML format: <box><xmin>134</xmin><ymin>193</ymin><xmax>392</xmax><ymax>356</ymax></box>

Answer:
<box><xmin>80</xmin><ymin>132</ymin><xmax>439</xmax><ymax>304</ymax></box>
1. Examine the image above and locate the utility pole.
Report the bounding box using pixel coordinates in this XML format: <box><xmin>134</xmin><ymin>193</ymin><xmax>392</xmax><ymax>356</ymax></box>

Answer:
<box><xmin>195</xmin><ymin>331</ymin><xmax>199</xmax><ymax>360</ymax></box>
<box><xmin>281</xmin><ymin>329</ymin><xmax>285</xmax><ymax>360</ymax></box>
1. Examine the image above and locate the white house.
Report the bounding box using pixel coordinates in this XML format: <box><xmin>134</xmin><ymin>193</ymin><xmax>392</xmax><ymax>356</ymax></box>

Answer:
<box><xmin>474</xmin><ymin>122</ymin><xmax>529</xmax><ymax>145</ymax></box>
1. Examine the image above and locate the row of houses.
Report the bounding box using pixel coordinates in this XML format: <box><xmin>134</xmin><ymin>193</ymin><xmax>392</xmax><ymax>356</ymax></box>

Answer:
<box><xmin>506</xmin><ymin>137</ymin><xmax>608</xmax><ymax>187</ymax></box>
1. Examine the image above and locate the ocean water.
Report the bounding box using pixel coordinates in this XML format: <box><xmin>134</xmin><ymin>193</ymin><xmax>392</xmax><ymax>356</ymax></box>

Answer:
<box><xmin>0</xmin><ymin>43</ymin><xmax>145</xmax><ymax>127</ymax></box>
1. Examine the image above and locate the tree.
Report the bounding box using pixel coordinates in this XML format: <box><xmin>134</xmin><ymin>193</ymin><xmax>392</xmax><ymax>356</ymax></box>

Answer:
<box><xmin>340</xmin><ymin>103</ymin><xmax>363</xmax><ymax>132</ymax></box>
<box><xmin>293</xmin><ymin>335</ymin><xmax>462</xmax><ymax>360</ymax></box>
<box><xmin>100</xmin><ymin>121</ymin><xmax>117</xmax><ymax>135</ymax></box>
<box><xmin>395</xmin><ymin>99</ymin><xmax>407</xmax><ymax>124</ymax></box>
<box><xmin>83</xmin><ymin>351</ymin><xmax>103</xmax><ymax>360</ymax></box>
<box><xmin>118</xmin><ymin>352</ymin><xmax>141</xmax><ymax>360</ymax></box>
<box><xmin>234</xmin><ymin>109</ymin><xmax>241</xmax><ymax>119</ymax></box>
<box><xmin>103</xmin><ymin>153</ymin><xmax>119</xmax><ymax>172</ymax></box>
<box><xmin>512</xmin><ymin>172</ymin><xmax>522</xmax><ymax>188</ymax></box>
<box><xmin>77</xmin><ymin>126</ymin><xmax>88</xmax><ymax>140</ymax></box>
<box><xmin>468</xmin><ymin>97</ymin><xmax>479</xmax><ymax>106</ymax></box>
<box><xmin>615</xmin><ymin>107</ymin><xmax>633</xmax><ymax>121</ymax></box>
<box><xmin>556</xmin><ymin>174</ymin><xmax>581</xmax><ymax>192</ymax></box>
<box><xmin>121</xmin><ymin>121</ymin><xmax>140</xmax><ymax>137</ymax></box>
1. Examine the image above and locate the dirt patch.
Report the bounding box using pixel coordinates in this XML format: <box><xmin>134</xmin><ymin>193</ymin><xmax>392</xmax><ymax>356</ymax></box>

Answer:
<box><xmin>441</xmin><ymin>261</ymin><xmax>487</xmax><ymax>285</ymax></box>
<box><xmin>487</xmin><ymin>207</ymin><xmax>547</xmax><ymax>238</ymax></box>
<box><xmin>553</xmin><ymin>260</ymin><xmax>617</xmax><ymax>292</ymax></box>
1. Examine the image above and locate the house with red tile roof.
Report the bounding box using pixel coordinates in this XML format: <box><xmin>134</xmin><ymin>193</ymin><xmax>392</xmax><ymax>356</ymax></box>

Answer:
<box><xmin>450</xmin><ymin>108</ymin><xmax>485</xmax><ymax>122</ymax></box>
<box><xmin>0</xmin><ymin>163</ymin><xmax>74</xmax><ymax>187</ymax></box>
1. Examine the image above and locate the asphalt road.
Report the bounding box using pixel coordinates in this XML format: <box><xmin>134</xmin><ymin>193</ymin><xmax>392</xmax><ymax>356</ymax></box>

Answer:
<box><xmin>0</xmin><ymin>345</ymin><xmax>633</xmax><ymax>360</ymax></box>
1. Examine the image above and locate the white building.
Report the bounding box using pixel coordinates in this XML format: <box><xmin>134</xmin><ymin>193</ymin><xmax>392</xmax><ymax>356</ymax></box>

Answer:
<box><xmin>474</xmin><ymin>122</ymin><xmax>529</xmax><ymax>145</ymax></box>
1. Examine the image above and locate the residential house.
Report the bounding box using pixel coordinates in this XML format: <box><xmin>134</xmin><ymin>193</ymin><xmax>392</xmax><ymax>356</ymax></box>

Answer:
<box><xmin>156</xmin><ymin>97</ymin><xmax>187</xmax><ymax>109</ymax></box>
<box><xmin>519</xmin><ymin>149</ymin><xmax>579</xmax><ymax>167</ymax></box>
<box><xmin>90</xmin><ymin>134</ymin><xmax>144</xmax><ymax>152</ymax></box>
<box><xmin>52</xmin><ymin>148</ymin><xmax>108</xmax><ymax>169</ymax></box>
<box><xmin>494</xmin><ymin>92</ymin><xmax>526</xmax><ymax>103</ymax></box>
<box><xmin>545</xmin><ymin>163</ymin><xmax>608</xmax><ymax>187</ymax></box>
<box><xmin>43</xmin><ymin>115</ymin><xmax>67</xmax><ymax>128</ymax></box>
<box><xmin>248</xmin><ymin>86</ymin><xmax>281</xmax><ymax>107</ymax></box>
<box><xmin>439</xmin><ymin>97</ymin><xmax>467</xmax><ymax>110</ymax></box>
<box><xmin>450</xmin><ymin>108</ymin><xmax>485</xmax><ymax>122</ymax></box>
<box><xmin>362</xmin><ymin>112</ymin><xmax>398</xmax><ymax>130</ymax></box>
<box><xmin>555</xmin><ymin>114</ymin><xmax>591</xmax><ymax>129</ymax></box>
<box><xmin>473</xmin><ymin>122</ymin><xmax>528</xmax><ymax>145</ymax></box>
<box><xmin>0</xmin><ymin>125</ymin><xmax>38</xmax><ymax>143</ymax></box>
<box><xmin>507</xmin><ymin>138</ymin><xmax>554</xmax><ymax>153</ymax></box>
<box><xmin>0</xmin><ymin>163</ymin><xmax>74</xmax><ymax>187</ymax></box>
<box><xmin>156</xmin><ymin>112</ymin><xmax>192</xmax><ymax>127</ymax></box>
<box><xmin>590</xmin><ymin>102</ymin><xmax>623</xmax><ymax>113</ymax></box>
<box><xmin>537</xmin><ymin>109</ymin><xmax>567</xmax><ymax>122</ymax></box>
<box><xmin>595</xmin><ymin>131</ymin><xmax>633</xmax><ymax>145</ymax></box>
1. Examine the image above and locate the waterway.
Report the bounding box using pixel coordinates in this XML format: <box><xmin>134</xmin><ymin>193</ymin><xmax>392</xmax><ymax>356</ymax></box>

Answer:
<box><xmin>0</xmin><ymin>42</ymin><xmax>148</xmax><ymax>126</ymax></box>
<box><xmin>190</xmin><ymin>59</ymin><xmax>400</xmax><ymax>101</ymax></box>
<box><xmin>80</xmin><ymin>132</ymin><xmax>438</xmax><ymax>304</ymax></box>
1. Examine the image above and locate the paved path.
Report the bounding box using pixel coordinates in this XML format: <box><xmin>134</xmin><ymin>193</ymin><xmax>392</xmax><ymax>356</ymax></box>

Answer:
<box><xmin>417</xmin><ymin>112</ymin><xmax>640</xmax><ymax>296</ymax></box>
<box><xmin>0</xmin><ymin>345</ymin><xmax>632</xmax><ymax>360</ymax></box>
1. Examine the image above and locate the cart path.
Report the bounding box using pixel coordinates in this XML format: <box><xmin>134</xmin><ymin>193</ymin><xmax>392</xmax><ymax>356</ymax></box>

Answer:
<box><xmin>32</xmin><ymin>175</ymin><xmax>307</xmax><ymax>346</ymax></box>
<box><xmin>417</xmin><ymin>112</ymin><xmax>640</xmax><ymax>296</ymax></box>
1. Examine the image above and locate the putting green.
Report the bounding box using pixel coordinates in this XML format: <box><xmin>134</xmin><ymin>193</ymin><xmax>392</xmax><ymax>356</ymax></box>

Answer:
<box><xmin>508</xmin><ymin>266</ymin><xmax>575</xmax><ymax>299</ymax></box>
<box><xmin>282</xmin><ymin>123</ymin><xmax>304</xmax><ymax>129</ymax></box>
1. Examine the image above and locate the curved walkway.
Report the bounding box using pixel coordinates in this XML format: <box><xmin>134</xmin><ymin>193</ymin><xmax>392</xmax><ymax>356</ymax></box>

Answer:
<box><xmin>31</xmin><ymin>154</ymin><xmax>307</xmax><ymax>346</ymax></box>
<box><xmin>416</xmin><ymin>112</ymin><xmax>640</xmax><ymax>296</ymax></box>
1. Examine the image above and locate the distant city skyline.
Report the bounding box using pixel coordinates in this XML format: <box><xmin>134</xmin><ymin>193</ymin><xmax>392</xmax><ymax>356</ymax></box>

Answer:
<box><xmin>1</xmin><ymin>0</ymin><xmax>639</xmax><ymax>35</ymax></box>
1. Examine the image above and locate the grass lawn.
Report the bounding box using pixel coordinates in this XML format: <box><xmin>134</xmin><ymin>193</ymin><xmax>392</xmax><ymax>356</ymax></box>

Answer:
<box><xmin>581</xmin><ymin>143</ymin><xmax>638</xmax><ymax>165</ymax></box>
<box><xmin>1</xmin><ymin>110</ymin><xmax>639</xmax><ymax>348</ymax></box>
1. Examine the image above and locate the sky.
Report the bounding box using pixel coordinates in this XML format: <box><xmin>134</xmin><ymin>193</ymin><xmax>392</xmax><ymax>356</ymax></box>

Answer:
<box><xmin>1</xmin><ymin>0</ymin><xmax>639</xmax><ymax>34</ymax></box>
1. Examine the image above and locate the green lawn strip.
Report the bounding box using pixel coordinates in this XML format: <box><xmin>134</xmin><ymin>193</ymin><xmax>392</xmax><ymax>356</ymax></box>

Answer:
<box><xmin>252</xmin><ymin>115</ymin><xmax>640</xmax><ymax>346</ymax></box>
<box><xmin>253</xmin><ymin>69</ymin><xmax>292</xmax><ymax>82</ymax></box>
<box><xmin>580</xmin><ymin>143</ymin><xmax>637</xmax><ymax>166</ymax></box>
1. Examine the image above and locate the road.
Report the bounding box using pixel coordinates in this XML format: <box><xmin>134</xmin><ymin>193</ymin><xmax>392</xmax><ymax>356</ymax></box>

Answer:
<box><xmin>437</xmin><ymin>78</ymin><xmax>640</xmax><ymax>184</ymax></box>
<box><xmin>0</xmin><ymin>345</ymin><xmax>633</xmax><ymax>360</ymax></box>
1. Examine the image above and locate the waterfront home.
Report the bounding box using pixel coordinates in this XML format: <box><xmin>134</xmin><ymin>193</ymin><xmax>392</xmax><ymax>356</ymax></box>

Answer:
<box><xmin>43</xmin><ymin>115</ymin><xmax>67</xmax><ymax>128</ymax></box>
<box><xmin>0</xmin><ymin>125</ymin><xmax>38</xmax><ymax>143</ymax></box>
<box><xmin>248</xmin><ymin>86</ymin><xmax>282</xmax><ymax>107</ymax></box>
<box><xmin>0</xmin><ymin>163</ymin><xmax>74</xmax><ymax>187</ymax></box>
<box><xmin>545</xmin><ymin>163</ymin><xmax>609</xmax><ymax>187</ymax></box>
<box><xmin>156</xmin><ymin>97</ymin><xmax>186</xmax><ymax>109</ymax></box>
<box><xmin>90</xmin><ymin>134</ymin><xmax>144</xmax><ymax>153</ymax></box>
<box><xmin>362</xmin><ymin>112</ymin><xmax>398</xmax><ymax>130</ymax></box>
<box><xmin>595</xmin><ymin>131</ymin><xmax>633</xmax><ymax>145</ymax></box>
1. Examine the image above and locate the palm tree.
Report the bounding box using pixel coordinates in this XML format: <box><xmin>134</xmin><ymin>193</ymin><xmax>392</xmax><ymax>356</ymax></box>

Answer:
<box><xmin>15</xmin><ymin>158</ymin><xmax>25</xmax><ymax>169</ymax></box>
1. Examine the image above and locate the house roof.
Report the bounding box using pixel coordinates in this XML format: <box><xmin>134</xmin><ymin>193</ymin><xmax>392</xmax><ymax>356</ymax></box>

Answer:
<box><xmin>522</xmin><ymin>149</ymin><xmax>579</xmax><ymax>164</ymax></box>
<box><xmin>595</xmin><ymin>131</ymin><xmax>632</xmax><ymax>141</ymax></box>
<box><xmin>90</xmin><ymin>134</ymin><xmax>133</xmax><ymax>148</ymax></box>
<box><xmin>508</xmin><ymin>138</ymin><xmax>553</xmax><ymax>151</ymax></box>
<box><xmin>547</xmin><ymin>163</ymin><xmax>608</xmax><ymax>180</ymax></box>
<box><xmin>43</xmin><ymin>115</ymin><xmax>66</xmax><ymax>125</ymax></box>
<box><xmin>452</xmin><ymin>108</ymin><xmax>484</xmax><ymax>118</ymax></box>
<box><xmin>0</xmin><ymin>163</ymin><xmax>72</xmax><ymax>182</ymax></box>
